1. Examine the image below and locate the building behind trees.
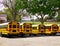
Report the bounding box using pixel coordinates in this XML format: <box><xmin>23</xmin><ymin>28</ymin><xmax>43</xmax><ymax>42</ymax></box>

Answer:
<box><xmin>0</xmin><ymin>14</ymin><xmax>7</xmax><ymax>23</ymax></box>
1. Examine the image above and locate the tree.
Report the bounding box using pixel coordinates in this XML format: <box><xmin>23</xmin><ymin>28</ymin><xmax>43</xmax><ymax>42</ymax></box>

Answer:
<box><xmin>48</xmin><ymin>0</ymin><xmax>59</xmax><ymax>20</ymax></box>
<box><xmin>57</xmin><ymin>10</ymin><xmax>60</xmax><ymax>21</ymax></box>
<box><xmin>20</xmin><ymin>0</ymin><xmax>60</xmax><ymax>24</ymax></box>
<box><xmin>1</xmin><ymin>0</ymin><xmax>29</xmax><ymax>22</ymax></box>
<box><xmin>3</xmin><ymin>9</ymin><xmax>13</xmax><ymax>21</ymax></box>
<box><xmin>0</xmin><ymin>0</ymin><xmax>16</xmax><ymax>21</ymax></box>
<box><xmin>20</xmin><ymin>0</ymin><xmax>52</xmax><ymax>24</ymax></box>
<box><xmin>15</xmin><ymin>0</ymin><xmax>29</xmax><ymax>22</ymax></box>
<box><xmin>0</xmin><ymin>0</ymin><xmax>24</xmax><ymax>21</ymax></box>
<box><xmin>3</xmin><ymin>0</ymin><xmax>17</xmax><ymax>21</ymax></box>
<box><xmin>0</xmin><ymin>0</ymin><xmax>60</xmax><ymax>23</ymax></box>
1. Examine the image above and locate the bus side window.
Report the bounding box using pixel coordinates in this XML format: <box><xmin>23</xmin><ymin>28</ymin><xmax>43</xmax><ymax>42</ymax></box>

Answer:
<box><xmin>32</xmin><ymin>27</ymin><xmax>37</xmax><ymax>30</ymax></box>
<box><xmin>13</xmin><ymin>25</ymin><xmax>16</xmax><ymax>28</ymax></box>
<box><xmin>9</xmin><ymin>25</ymin><xmax>12</xmax><ymax>28</ymax></box>
<box><xmin>17</xmin><ymin>25</ymin><xmax>19</xmax><ymax>28</ymax></box>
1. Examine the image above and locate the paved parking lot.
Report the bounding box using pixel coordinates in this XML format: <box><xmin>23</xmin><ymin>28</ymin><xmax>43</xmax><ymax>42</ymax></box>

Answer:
<box><xmin>0</xmin><ymin>36</ymin><xmax>60</xmax><ymax>46</ymax></box>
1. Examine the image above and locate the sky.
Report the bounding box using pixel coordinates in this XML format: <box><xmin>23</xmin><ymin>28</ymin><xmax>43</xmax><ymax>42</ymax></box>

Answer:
<box><xmin>0</xmin><ymin>0</ymin><xmax>5</xmax><ymax>11</ymax></box>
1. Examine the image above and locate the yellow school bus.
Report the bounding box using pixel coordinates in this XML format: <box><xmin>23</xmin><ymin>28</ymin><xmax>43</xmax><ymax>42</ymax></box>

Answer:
<box><xmin>0</xmin><ymin>21</ymin><xmax>20</xmax><ymax>37</ymax></box>
<box><xmin>32</xmin><ymin>25</ymin><xmax>38</xmax><ymax>36</ymax></box>
<box><xmin>0</xmin><ymin>24</ymin><xmax>7</xmax><ymax>37</ymax></box>
<box><xmin>38</xmin><ymin>24</ymin><xmax>45</xmax><ymax>35</ymax></box>
<box><xmin>51</xmin><ymin>24</ymin><xmax>59</xmax><ymax>35</ymax></box>
<box><xmin>45</xmin><ymin>25</ymin><xmax>52</xmax><ymax>35</ymax></box>
<box><xmin>22</xmin><ymin>23</ymin><xmax>32</xmax><ymax>36</ymax></box>
<box><xmin>7</xmin><ymin>21</ymin><xmax>20</xmax><ymax>36</ymax></box>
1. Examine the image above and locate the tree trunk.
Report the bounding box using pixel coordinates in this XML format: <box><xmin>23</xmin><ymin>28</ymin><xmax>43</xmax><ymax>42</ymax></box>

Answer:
<box><xmin>10</xmin><ymin>0</ymin><xmax>16</xmax><ymax>21</ymax></box>
<box><xmin>40</xmin><ymin>12</ymin><xmax>44</xmax><ymax>25</ymax></box>
<box><xmin>41</xmin><ymin>15</ymin><xmax>44</xmax><ymax>25</ymax></box>
<box><xmin>11</xmin><ymin>11</ymin><xmax>16</xmax><ymax>21</ymax></box>
<box><xmin>19</xmin><ymin>15</ymin><xmax>22</xmax><ymax>23</ymax></box>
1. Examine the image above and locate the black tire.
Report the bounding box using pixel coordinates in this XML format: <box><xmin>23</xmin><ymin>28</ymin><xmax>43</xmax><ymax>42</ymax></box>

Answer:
<box><xmin>33</xmin><ymin>34</ymin><xmax>37</xmax><ymax>36</ymax></box>
<box><xmin>0</xmin><ymin>32</ymin><xmax>4</xmax><ymax>37</ymax></box>
<box><xmin>19</xmin><ymin>32</ymin><xmax>25</xmax><ymax>37</ymax></box>
<box><xmin>1</xmin><ymin>34</ymin><xmax>5</xmax><ymax>37</ymax></box>
<box><xmin>52</xmin><ymin>32</ymin><xmax>56</xmax><ymax>36</ymax></box>
<box><xmin>29</xmin><ymin>34</ymin><xmax>32</xmax><ymax>36</ymax></box>
<box><xmin>44</xmin><ymin>33</ymin><xmax>51</xmax><ymax>36</ymax></box>
<box><xmin>0</xmin><ymin>33</ymin><xmax>2</xmax><ymax>37</ymax></box>
<box><xmin>7</xmin><ymin>34</ymin><xmax>12</xmax><ymax>38</ymax></box>
<box><xmin>0</xmin><ymin>33</ymin><xmax>7</xmax><ymax>37</ymax></box>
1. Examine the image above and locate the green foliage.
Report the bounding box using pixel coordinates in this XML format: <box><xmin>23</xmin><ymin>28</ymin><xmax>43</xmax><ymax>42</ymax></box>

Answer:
<box><xmin>57</xmin><ymin>10</ymin><xmax>60</xmax><ymax>21</ymax></box>
<box><xmin>14</xmin><ymin>0</ymin><xmax>60</xmax><ymax>22</ymax></box>
<box><xmin>2</xmin><ymin>0</ymin><xmax>60</xmax><ymax>22</ymax></box>
<box><xmin>57</xmin><ymin>16</ymin><xmax>60</xmax><ymax>21</ymax></box>
<box><xmin>16</xmin><ymin>15</ymin><xmax>20</xmax><ymax>22</ymax></box>
<box><xmin>15</xmin><ymin>0</ymin><xmax>28</xmax><ymax>12</ymax></box>
<box><xmin>48</xmin><ymin>0</ymin><xmax>60</xmax><ymax>7</ymax></box>
<box><xmin>4</xmin><ymin>9</ymin><xmax>13</xmax><ymax>21</ymax></box>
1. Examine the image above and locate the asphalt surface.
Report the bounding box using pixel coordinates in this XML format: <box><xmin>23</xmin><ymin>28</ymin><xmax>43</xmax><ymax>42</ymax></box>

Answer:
<box><xmin>0</xmin><ymin>36</ymin><xmax>60</xmax><ymax>46</ymax></box>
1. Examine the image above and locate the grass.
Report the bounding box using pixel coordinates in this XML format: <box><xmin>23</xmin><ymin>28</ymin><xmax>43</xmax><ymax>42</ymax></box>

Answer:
<box><xmin>30</xmin><ymin>22</ymin><xmax>60</xmax><ymax>25</ymax></box>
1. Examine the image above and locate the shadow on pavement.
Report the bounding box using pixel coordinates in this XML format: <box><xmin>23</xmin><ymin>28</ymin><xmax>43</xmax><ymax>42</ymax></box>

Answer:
<box><xmin>2</xmin><ymin>34</ymin><xmax>60</xmax><ymax>39</ymax></box>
